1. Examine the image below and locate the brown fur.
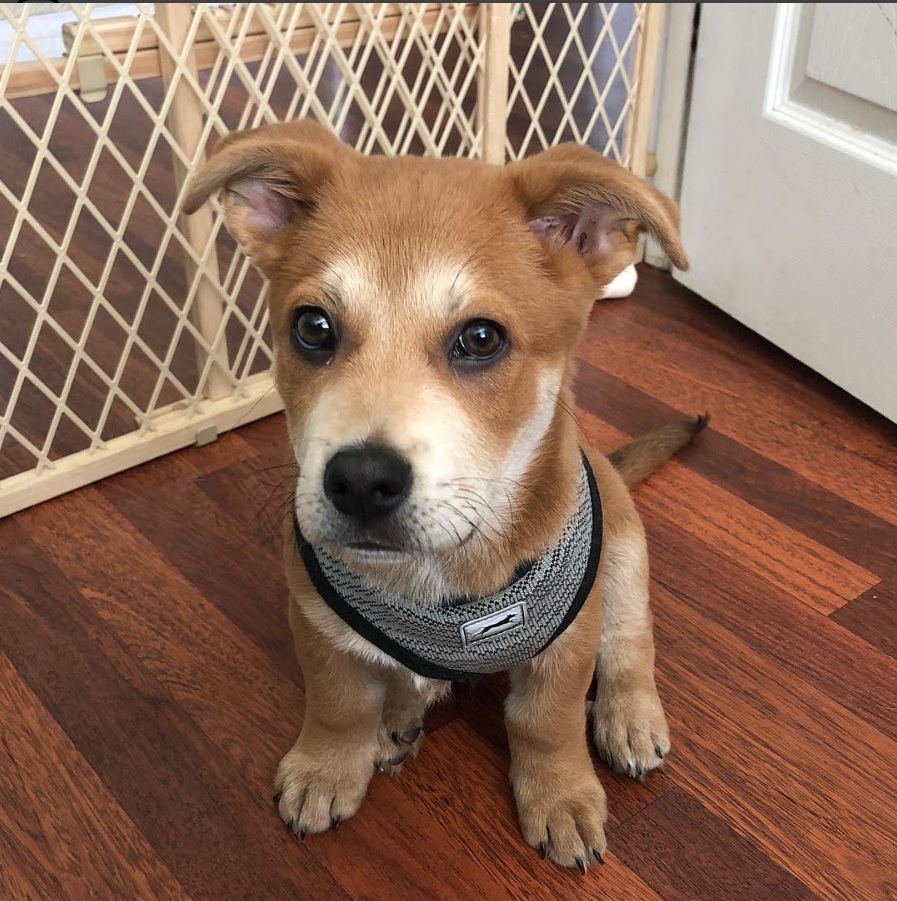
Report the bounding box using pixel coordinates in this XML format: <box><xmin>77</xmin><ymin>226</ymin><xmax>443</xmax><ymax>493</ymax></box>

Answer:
<box><xmin>185</xmin><ymin>122</ymin><xmax>703</xmax><ymax>870</ymax></box>
<box><xmin>610</xmin><ymin>414</ymin><xmax>710</xmax><ymax>488</ymax></box>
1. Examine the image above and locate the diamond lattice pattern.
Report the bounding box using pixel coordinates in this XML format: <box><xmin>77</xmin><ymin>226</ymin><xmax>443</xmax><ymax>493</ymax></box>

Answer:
<box><xmin>0</xmin><ymin>2</ymin><xmax>645</xmax><ymax>508</ymax></box>
<box><xmin>508</xmin><ymin>3</ymin><xmax>643</xmax><ymax>162</ymax></box>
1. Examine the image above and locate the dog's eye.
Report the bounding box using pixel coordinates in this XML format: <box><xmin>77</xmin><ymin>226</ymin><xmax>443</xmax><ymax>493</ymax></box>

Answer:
<box><xmin>452</xmin><ymin>320</ymin><xmax>506</xmax><ymax>363</ymax></box>
<box><xmin>291</xmin><ymin>306</ymin><xmax>336</xmax><ymax>358</ymax></box>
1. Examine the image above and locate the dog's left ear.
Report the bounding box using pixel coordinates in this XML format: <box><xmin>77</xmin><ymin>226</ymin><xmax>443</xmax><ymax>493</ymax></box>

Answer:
<box><xmin>508</xmin><ymin>144</ymin><xmax>688</xmax><ymax>289</ymax></box>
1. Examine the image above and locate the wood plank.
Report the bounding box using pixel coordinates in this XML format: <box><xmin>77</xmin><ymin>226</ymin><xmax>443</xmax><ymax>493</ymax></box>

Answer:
<box><xmin>573</xmin><ymin>404</ymin><xmax>877</xmax><ymax>614</ymax></box>
<box><xmin>574</xmin><ymin>361</ymin><xmax>897</xmax><ymax>584</ymax></box>
<box><xmin>192</xmin><ymin>455</ymin><xmax>294</xmax><ymax>555</ymax></box>
<box><xmin>651</xmin><ymin>586</ymin><xmax>897</xmax><ymax>900</ymax></box>
<box><xmin>95</xmin><ymin>458</ymin><xmax>298</xmax><ymax>677</ymax></box>
<box><xmin>612</xmin><ymin>787</ymin><xmax>819</xmax><ymax>901</ymax></box>
<box><xmin>19</xmin><ymin>487</ymin><xmax>302</xmax><ymax>768</ymax></box>
<box><xmin>0</xmin><ymin>651</ymin><xmax>188</xmax><ymax>901</ymax></box>
<box><xmin>831</xmin><ymin>584</ymin><xmax>897</xmax><ymax>662</ymax></box>
<box><xmin>0</xmin><ymin>516</ymin><xmax>348</xmax><ymax>901</ymax></box>
<box><xmin>635</xmin><ymin>460</ymin><xmax>878</xmax><ymax>614</ymax></box>
<box><xmin>293</xmin><ymin>763</ymin><xmax>516</xmax><ymax>901</ymax></box>
<box><xmin>409</xmin><ymin>719</ymin><xmax>666</xmax><ymax>899</ymax></box>
<box><xmin>574</xmin><ymin>382</ymin><xmax>897</xmax><ymax>728</ymax></box>
<box><xmin>637</xmin><ymin>265</ymin><xmax>894</xmax><ymax>446</ymax></box>
<box><xmin>645</xmin><ymin>510</ymin><xmax>897</xmax><ymax>744</ymax></box>
<box><xmin>580</xmin><ymin>283</ymin><xmax>897</xmax><ymax>526</ymax></box>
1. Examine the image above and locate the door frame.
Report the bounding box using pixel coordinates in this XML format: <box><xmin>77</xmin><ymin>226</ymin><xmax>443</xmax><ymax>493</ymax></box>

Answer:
<box><xmin>645</xmin><ymin>1</ymin><xmax>698</xmax><ymax>269</ymax></box>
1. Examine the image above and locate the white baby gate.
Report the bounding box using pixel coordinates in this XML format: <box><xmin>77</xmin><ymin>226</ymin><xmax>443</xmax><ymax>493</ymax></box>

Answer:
<box><xmin>0</xmin><ymin>2</ymin><xmax>666</xmax><ymax>517</ymax></box>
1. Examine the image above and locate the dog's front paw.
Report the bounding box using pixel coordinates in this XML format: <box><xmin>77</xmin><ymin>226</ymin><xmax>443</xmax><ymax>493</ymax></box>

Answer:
<box><xmin>590</xmin><ymin>685</ymin><xmax>670</xmax><ymax>779</ymax></box>
<box><xmin>374</xmin><ymin>720</ymin><xmax>423</xmax><ymax>776</ymax></box>
<box><xmin>274</xmin><ymin>741</ymin><xmax>373</xmax><ymax>836</ymax></box>
<box><xmin>513</xmin><ymin>770</ymin><xmax>608</xmax><ymax>870</ymax></box>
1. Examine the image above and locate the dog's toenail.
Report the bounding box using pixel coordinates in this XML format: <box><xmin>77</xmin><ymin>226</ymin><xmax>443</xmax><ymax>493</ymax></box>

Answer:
<box><xmin>374</xmin><ymin>760</ymin><xmax>385</xmax><ymax>773</ymax></box>
<box><xmin>299</xmin><ymin>826</ymin><xmax>307</xmax><ymax>840</ymax></box>
<box><xmin>406</xmin><ymin>725</ymin><xmax>423</xmax><ymax>743</ymax></box>
<box><xmin>272</xmin><ymin>792</ymin><xmax>282</xmax><ymax>805</ymax></box>
<box><xmin>655</xmin><ymin>745</ymin><xmax>666</xmax><ymax>759</ymax></box>
<box><xmin>538</xmin><ymin>842</ymin><xmax>547</xmax><ymax>860</ymax></box>
<box><xmin>388</xmin><ymin>750</ymin><xmax>409</xmax><ymax>766</ymax></box>
<box><xmin>576</xmin><ymin>857</ymin><xmax>587</xmax><ymax>875</ymax></box>
<box><xmin>592</xmin><ymin>848</ymin><xmax>605</xmax><ymax>864</ymax></box>
<box><xmin>331</xmin><ymin>814</ymin><xmax>341</xmax><ymax>830</ymax></box>
<box><xmin>390</xmin><ymin>731</ymin><xmax>400</xmax><ymax>744</ymax></box>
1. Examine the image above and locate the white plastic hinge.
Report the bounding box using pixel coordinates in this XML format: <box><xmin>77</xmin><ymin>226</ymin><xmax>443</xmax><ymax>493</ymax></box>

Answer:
<box><xmin>76</xmin><ymin>55</ymin><xmax>107</xmax><ymax>103</ymax></box>
<box><xmin>195</xmin><ymin>425</ymin><xmax>218</xmax><ymax>447</ymax></box>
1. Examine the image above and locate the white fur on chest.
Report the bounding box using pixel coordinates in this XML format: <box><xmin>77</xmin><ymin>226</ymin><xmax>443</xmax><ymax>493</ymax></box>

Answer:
<box><xmin>303</xmin><ymin>597</ymin><xmax>438</xmax><ymax>693</ymax></box>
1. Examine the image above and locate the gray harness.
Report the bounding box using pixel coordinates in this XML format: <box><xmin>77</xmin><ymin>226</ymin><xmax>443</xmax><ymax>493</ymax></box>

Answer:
<box><xmin>294</xmin><ymin>453</ymin><xmax>602</xmax><ymax>682</ymax></box>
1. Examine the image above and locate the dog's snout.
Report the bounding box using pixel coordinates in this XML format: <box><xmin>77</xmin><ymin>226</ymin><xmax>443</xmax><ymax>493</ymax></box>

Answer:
<box><xmin>323</xmin><ymin>444</ymin><xmax>412</xmax><ymax>523</ymax></box>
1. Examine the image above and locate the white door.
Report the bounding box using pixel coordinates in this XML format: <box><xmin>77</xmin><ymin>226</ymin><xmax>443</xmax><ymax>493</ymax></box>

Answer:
<box><xmin>675</xmin><ymin>3</ymin><xmax>897</xmax><ymax>423</ymax></box>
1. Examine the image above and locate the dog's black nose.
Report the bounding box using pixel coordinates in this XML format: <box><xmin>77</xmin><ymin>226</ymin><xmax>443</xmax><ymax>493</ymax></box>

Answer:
<box><xmin>323</xmin><ymin>444</ymin><xmax>412</xmax><ymax>523</ymax></box>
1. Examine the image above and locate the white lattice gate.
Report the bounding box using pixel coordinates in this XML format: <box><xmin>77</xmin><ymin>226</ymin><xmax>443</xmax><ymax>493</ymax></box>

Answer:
<box><xmin>0</xmin><ymin>2</ymin><xmax>665</xmax><ymax>518</ymax></box>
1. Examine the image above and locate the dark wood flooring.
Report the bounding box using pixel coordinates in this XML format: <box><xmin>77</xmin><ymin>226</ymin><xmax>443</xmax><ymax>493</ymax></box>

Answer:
<box><xmin>2</xmin><ymin>264</ymin><xmax>897</xmax><ymax>900</ymax></box>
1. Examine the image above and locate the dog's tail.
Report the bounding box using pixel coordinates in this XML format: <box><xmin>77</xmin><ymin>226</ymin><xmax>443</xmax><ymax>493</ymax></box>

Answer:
<box><xmin>609</xmin><ymin>414</ymin><xmax>710</xmax><ymax>489</ymax></box>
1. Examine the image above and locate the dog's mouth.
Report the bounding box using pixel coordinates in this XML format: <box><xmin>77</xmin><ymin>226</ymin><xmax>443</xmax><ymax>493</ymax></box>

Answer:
<box><xmin>340</xmin><ymin>539</ymin><xmax>410</xmax><ymax>565</ymax></box>
<box><xmin>345</xmin><ymin>539</ymin><xmax>404</xmax><ymax>554</ymax></box>
<box><xmin>304</xmin><ymin>497</ymin><xmax>482</xmax><ymax>563</ymax></box>
<box><xmin>320</xmin><ymin>514</ymin><xmax>480</xmax><ymax>561</ymax></box>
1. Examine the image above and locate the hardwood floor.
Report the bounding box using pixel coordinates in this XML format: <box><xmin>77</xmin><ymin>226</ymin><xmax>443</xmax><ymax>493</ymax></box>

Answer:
<box><xmin>0</xmin><ymin>267</ymin><xmax>897</xmax><ymax>899</ymax></box>
<box><xmin>2</xmin><ymin>264</ymin><xmax>896</xmax><ymax>900</ymax></box>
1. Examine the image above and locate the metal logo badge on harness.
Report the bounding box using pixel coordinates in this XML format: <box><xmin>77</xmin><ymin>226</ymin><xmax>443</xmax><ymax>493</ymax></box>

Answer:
<box><xmin>460</xmin><ymin>602</ymin><xmax>528</xmax><ymax>648</ymax></box>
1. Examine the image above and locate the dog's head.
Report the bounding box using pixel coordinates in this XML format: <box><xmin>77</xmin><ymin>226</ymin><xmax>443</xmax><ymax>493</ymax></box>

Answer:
<box><xmin>185</xmin><ymin>122</ymin><xmax>686</xmax><ymax>592</ymax></box>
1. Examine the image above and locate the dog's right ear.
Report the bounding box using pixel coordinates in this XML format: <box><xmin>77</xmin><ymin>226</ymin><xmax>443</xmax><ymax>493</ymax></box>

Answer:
<box><xmin>183</xmin><ymin>121</ymin><xmax>348</xmax><ymax>272</ymax></box>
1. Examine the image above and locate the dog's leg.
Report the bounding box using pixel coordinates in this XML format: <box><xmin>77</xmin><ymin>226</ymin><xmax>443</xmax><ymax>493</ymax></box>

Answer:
<box><xmin>506</xmin><ymin>633</ymin><xmax>608</xmax><ymax>870</ymax></box>
<box><xmin>275</xmin><ymin>599</ymin><xmax>384</xmax><ymax>836</ymax></box>
<box><xmin>375</xmin><ymin>671</ymin><xmax>448</xmax><ymax>775</ymax></box>
<box><xmin>590</xmin><ymin>516</ymin><xmax>670</xmax><ymax>779</ymax></box>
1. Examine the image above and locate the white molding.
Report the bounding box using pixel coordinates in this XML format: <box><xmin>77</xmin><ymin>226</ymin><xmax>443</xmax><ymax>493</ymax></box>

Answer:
<box><xmin>764</xmin><ymin>3</ymin><xmax>897</xmax><ymax>177</ymax></box>
<box><xmin>645</xmin><ymin>2</ymin><xmax>696</xmax><ymax>269</ymax></box>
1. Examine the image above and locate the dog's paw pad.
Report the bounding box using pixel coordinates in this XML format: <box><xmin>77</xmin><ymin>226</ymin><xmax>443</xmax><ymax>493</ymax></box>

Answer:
<box><xmin>516</xmin><ymin>777</ymin><xmax>608</xmax><ymax>870</ymax></box>
<box><xmin>274</xmin><ymin>745</ymin><xmax>372</xmax><ymax>836</ymax></box>
<box><xmin>590</xmin><ymin>688</ymin><xmax>670</xmax><ymax>779</ymax></box>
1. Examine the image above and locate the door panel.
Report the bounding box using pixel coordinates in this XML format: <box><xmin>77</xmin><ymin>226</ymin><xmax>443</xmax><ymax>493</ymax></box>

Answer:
<box><xmin>676</xmin><ymin>3</ymin><xmax>897</xmax><ymax>423</ymax></box>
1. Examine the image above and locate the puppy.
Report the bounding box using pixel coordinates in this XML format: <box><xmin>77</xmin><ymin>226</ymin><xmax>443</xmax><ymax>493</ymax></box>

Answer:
<box><xmin>185</xmin><ymin>121</ymin><xmax>704</xmax><ymax>870</ymax></box>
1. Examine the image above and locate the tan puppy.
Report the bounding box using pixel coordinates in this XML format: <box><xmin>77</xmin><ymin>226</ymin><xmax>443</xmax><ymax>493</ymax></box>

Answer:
<box><xmin>185</xmin><ymin>121</ymin><xmax>704</xmax><ymax>871</ymax></box>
